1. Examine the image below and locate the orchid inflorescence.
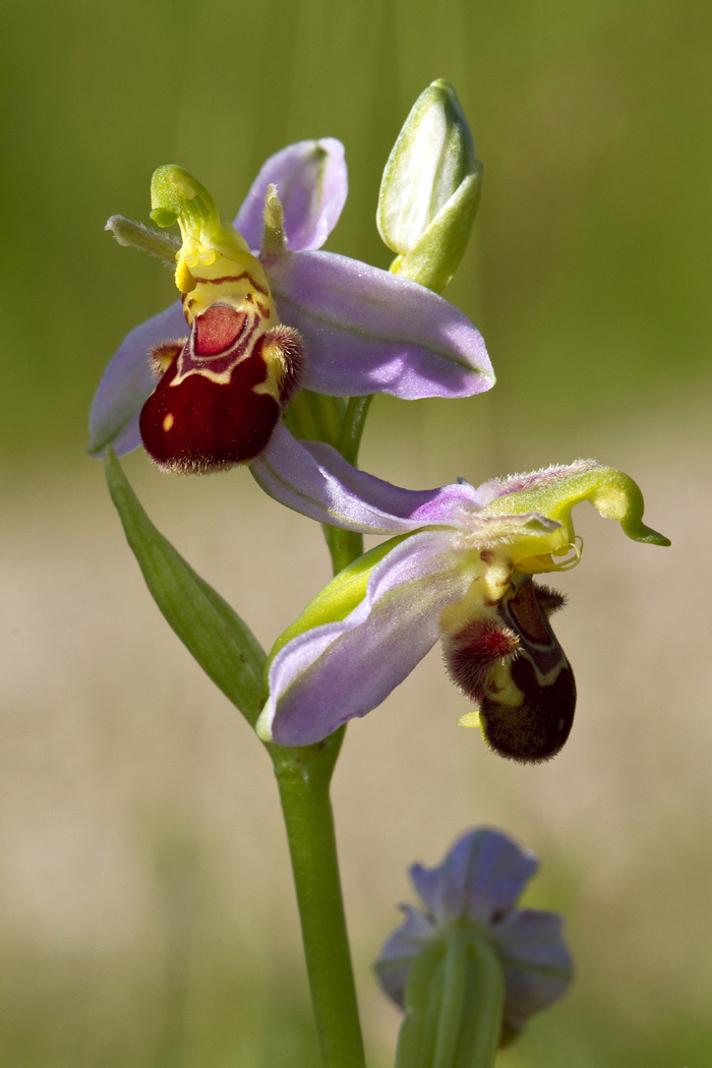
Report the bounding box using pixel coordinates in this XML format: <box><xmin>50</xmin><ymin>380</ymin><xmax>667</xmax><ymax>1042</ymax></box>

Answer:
<box><xmin>91</xmin><ymin>80</ymin><xmax>669</xmax><ymax>1067</ymax></box>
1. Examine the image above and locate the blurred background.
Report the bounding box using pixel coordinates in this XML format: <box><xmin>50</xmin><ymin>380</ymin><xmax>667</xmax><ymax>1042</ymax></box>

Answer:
<box><xmin>2</xmin><ymin>0</ymin><xmax>710</xmax><ymax>1064</ymax></box>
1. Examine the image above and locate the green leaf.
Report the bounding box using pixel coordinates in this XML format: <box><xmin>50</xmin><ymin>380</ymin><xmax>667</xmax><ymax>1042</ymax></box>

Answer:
<box><xmin>105</xmin><ymin>450</ymin><xmax>266</xmax><ymax>726</ymax></box>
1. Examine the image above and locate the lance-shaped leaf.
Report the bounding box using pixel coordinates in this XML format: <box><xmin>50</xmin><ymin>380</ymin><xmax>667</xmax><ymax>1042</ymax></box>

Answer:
<box><xmin>105</xmin><ymin>450</ymin><xmax>266</xmax><ymax>725</ymax></box>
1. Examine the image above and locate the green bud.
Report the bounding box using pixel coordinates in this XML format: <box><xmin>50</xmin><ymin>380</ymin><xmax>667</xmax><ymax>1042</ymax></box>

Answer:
<box><xmin>378</xmin><ymin>79</ymin><xmax>482</xmax><ymax>293</ymax></box>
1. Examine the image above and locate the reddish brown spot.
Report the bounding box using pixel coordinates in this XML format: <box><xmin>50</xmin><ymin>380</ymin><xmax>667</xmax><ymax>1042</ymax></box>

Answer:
<box><xmin>479</xmin><ymin>656</ymin><xmax>575</xmax><ymax>764</ymax></box>
<box><xmin>140</xmin><ymin>335</ymin><xmax>281</xmax><ymax>471</ymax></box>
<box><xmin>443</xmin><ymin>618</ymin><xmax>519</xmax><ymax>703</ymax></box>
<box><xmin>507</xmin><ymin>579</ymin><xmax>552</xmax><ymax>644</ymax></box>
<box><xmin>194</xmin><ymin>304</ymin><xmax>246</xmax><ymax>355</ymax></box>
<box><xmin>444</xmin><ymin>575</ymin><xmax>576</xmax><ymax>764</ymax></box>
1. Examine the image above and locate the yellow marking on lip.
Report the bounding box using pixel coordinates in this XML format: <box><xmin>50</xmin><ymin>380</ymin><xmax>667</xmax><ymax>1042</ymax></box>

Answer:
<box><xmin>162</xmin><ymin>414</ymin><xmax>175</xmax><ymax>432</ymax></box>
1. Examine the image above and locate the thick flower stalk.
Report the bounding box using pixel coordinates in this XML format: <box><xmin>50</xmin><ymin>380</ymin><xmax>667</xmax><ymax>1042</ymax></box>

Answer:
<box><xmin>376</xmin><ymin>828</ymin><xmax>573</xmax><ymax>1053</ymax></box>
<box><xmin>256</xmin><ymin>452</ymin><xmax>670</xmax><ymax>759</ymax></box>
<box><xmin>88</xmin><ymin>140</ymin><xmax>493</xmax><ymax>473</ymax></box>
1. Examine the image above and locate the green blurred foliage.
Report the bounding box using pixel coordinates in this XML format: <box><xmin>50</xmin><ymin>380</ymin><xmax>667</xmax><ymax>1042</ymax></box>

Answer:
<box><xmin>2</xmin><ymin>0</ymin><xmax>707</xmax><ymax>1064</ymax></box>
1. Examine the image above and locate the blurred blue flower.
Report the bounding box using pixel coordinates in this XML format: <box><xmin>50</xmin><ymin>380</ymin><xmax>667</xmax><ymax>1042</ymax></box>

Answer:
<box><xmin>375</xmin><ymin>828</ymin><xmax>574</xmax><ymax>1041</ymax></box>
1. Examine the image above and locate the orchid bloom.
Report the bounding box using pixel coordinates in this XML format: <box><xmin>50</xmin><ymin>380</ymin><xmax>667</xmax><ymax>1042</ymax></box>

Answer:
<box><xmin>255</xmin><ymin>447</ymin><xmax>669</xmax><ymax>759</ymax></box>
<box><xmin>375</xmin><ymin>828</ymin><xmax>574</xmax><ymax>1042</ymax></box>
<box><xmin>88</xmin><ymin>140</ymin><xmax>493</xmax><ymax>472</ymax></box>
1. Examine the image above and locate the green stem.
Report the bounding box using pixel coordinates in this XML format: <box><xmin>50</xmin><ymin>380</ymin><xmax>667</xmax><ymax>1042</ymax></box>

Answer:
<box><xmin>268</xmin><ymin>393</ymin><xmax>376</xmax><ymax>1065</ymax></box>
<box><xmin>324</xmin><ymin>526</ymin><xmax>365</xmax><ymax>574</ymax></box>
<box><xmin>269</xmin><ymin>518</ymin><xmax>368</xmax><ymax>1066</ymax></box>
<box><xmin>318</xmin><ymin>397</ymin><xmax>373</xmax><ymax>567</ymax></box>
<box><xmin>271</xmin><ymin>730</ymin><xmax>366</xmax><ymax>1068</ymax></box>
<box><xmin>338</xmin><ymin>396</ymin><xmax>374</xmax><ymax>465</ymax></box>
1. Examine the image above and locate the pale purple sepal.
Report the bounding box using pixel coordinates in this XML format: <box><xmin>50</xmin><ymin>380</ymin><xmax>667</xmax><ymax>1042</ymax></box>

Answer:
<box><xmin>491</xmin><ymin>910</ymin><xmax>574</xmax><ymax>1033</ymax></box>
<box><xmin>251</xmin><ymin>424</ymin><xmax>483</xmax><ymax>534</ymax></box>
<box><xmin>374</xmin><ymin>905</ymin><xmax>435</xmax><ymax>1007</ymax></box>
<box><xmin>410</xmin><ymin>828</ymin><xmax>538</xmax><ymax>926</ymax></box>
<box><xmin>88</xmin><ymin>302</ymin><xmax>186</xmax><ymax>456</ymax></box>
<box><xmin>375</xmin><ymin>829</ymin><xmax>573</xmax><ymax>1034</ymax></box>
<box><xmin>261</xmin><ymin>531</ymin><xmax>469</xmax><ymax>745</ymax></box>
<box><xmin>234</xmin><ymin>139</ymin><xmax>348</xmax><ymax>252</ymax></box>
<box><xmin>266</xmin><ymin>249</ymin><xmax>494</xmax><ymax>399</ymax></box>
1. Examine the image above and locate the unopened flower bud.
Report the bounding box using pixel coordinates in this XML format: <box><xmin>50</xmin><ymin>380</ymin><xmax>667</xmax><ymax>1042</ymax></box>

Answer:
<box><xmin>377</xmin><ymin>79</ymin><xmax>482</xmax><ymax>293</ymax></box>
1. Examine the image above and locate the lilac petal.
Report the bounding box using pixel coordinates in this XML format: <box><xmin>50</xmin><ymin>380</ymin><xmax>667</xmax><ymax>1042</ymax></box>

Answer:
<box><xmin>259</xmin><ymin>530</ymin><xmax>470</xmax><ymax>745</ymax></box>
<box><xmin>250</xmin><ymin>424</ymin><xmax>482</xmax><ymax>533</ymax></box>
<box><xmin>410</xmin><ymin>829</ymin><xmax>538</xmax><ymax>926</ymax></box>
<box><xmin>265</xmin><ymin>250</ymin><xmax>494</xmax><ymax>399</ymax></box>
<box><xmin>491</xmin><ymin>910</ymin><xmax>574</xmax><ymax>1033</ymax></box>
<box><xmin>234</xmin><ymin>139</ymin><xmax>348</xmax><ymax>253</ymax></box>
<box><xmin>374</xmin><ymin>905</ymin><xmax>436</xmax><ymax>1009</ymax></box>
<box><xmin>88</xmin><ymin>302</ymin><xmax>186</xmax><ymax>457</ymax></box>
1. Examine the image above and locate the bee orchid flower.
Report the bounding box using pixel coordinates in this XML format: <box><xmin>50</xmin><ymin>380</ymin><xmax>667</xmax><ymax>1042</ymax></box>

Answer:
<box><xmin>88</xmin><ymin>139</ymin><xmax>493</xmax><ymax>471</ymax></box>
<box><xmin>255</xmin><ymin>445</ymin><xmax>670</xmax><ymax>760</ymax></box>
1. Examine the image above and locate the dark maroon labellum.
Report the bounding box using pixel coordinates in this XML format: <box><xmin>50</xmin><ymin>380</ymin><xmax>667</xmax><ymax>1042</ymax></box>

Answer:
<box><xmin>443</xmin><ymin>574</ymin><xmax>576</xmax><ymax>763</ymax></box>
<box><xmin>139</xmin><ymin>303</ymin><xmax>303</xmax><ymax>472</ymax></box>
